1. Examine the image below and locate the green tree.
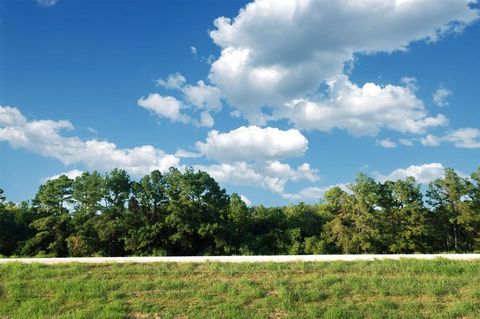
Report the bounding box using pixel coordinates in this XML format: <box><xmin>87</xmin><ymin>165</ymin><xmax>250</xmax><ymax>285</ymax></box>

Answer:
<box><xmin>283</xmin><ymin>202</ymin><xmax>327</xmax><ymax>254</ymax></box>
<box><xmin>163</xmin><ymin>168</ymin><xmax>230</xmax><ymax>255</ymax></box>
<box><xmin>322</xmin><ymin>186</ymin><xmax>360</xmax><ymax>253</ymax></box>
<box><xmin>468</xmin><ymin>167</ymin><xmax>480</xmax><ymax>250</ymax></box>
<box><xmin>427</xmin><ymin>168</ymin><xmax>475</xmax><ymax>251</ymax></box>
<box><xmin>67</xmin><ymin>171</ymin><xmax>106</xmax><ymax>256</ymax></box>
<box><xmin>124</xmin><ymin>170</ymin><xmax>169</xmax><ymax>255</ymax></box>
<box><xmin>0</xmin><ymin>189</ymin><xmax>21</xmax><ymax>255</ymax></box>
<box><xmin>245</xmin><ymin>205</ymin><xmax>289</xmax><ymax>255</ymax></box>
<box><xmin>387</xmin><ymin>178</ymin><xmax>432</xmax><ymax>253</ymax></box>
<box><xmin>22</xmin><ymin>176</ymin><xmax>74</xmax><ymax>256</ymax></box>
<box><xmin>95</xmin><ymin>169</ymin><xmax>132</xmax><ymax>256</ymax></box>
<box><xmin>224</xmin><ymin>193</ymin><xmax>252</xmax><ymax>254</ymax></box>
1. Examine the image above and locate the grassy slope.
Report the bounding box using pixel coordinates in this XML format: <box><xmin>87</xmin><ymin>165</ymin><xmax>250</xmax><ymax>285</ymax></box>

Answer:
<box><xmin>0</xmin><ymin>260</ymin><xmax>479</xmax><ymax>319</ymax></box>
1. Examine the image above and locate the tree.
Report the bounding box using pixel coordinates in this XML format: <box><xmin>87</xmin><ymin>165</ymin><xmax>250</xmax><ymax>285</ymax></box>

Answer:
<box><xmin>224</xmin><ymin>193</ymin><xmax>255</xmax><ymax>254</ymax></box>
<box><xmin>427</xmin><ymin>168</ymin><xmax>475</xmax><ymax>251</ymax></box>
<box><xmin>387</xmin><ymin>178</ymin><xmax>432</xmax><ymax>253</ymax></box>
<box><xmin>163</xmin><ymin>168</ymin><xmax>230</xmax><ymax>255</ymax></box>
<box><xmin>468</xmin><ymin>167</ymin><xmax>480</xmax><ymax>250</ymax></box>
<box><xmin>2</xmin><ymin>166</ymin><xmax>479</xmax><ymax>257</ymax></box>
<box><xmin>0</xmin><ymin>188</ymin><xmax>5</xmax><ymax>208</ymax></box>
<box><xmin>124</xmin><ymin>170</ymin><xmax>169</xmax><ymax>255</ymax></box>
<box><xmin>283</xmin><ymin>202</ymin><xmax>327</xmax><ymax>254</ymax></box>
<box><xmin>68</xmin><ymin>171</ymin><xmax>105</xmax><ymax>256</ymax></box>
<box><xmin>0</xmin><ymin>189</ymin><xmax>21</xmax><ymax>255</ymax></box>
<box><xmin>95</xmin><ymin>169</ymin><xmax>132</xmax><ymax>256</ymax></box>
<box><xmin>22</xmin><ymin>176</ymin><xmax>74</xmax><ymax>256</ymax></box>
<box><xmin>323</xmin><ymin>186</ymin><xmax>360</xmax><ymax>253</ymax></box>
<box><xmin>323</xmin><ymin>174</ymin><xmax>390</xmax><ymax>254</ymax></box>
<box><xmin>246</xmin><ymin>205</ymin><xmax>289</xmax><ymax>255</ymax></box>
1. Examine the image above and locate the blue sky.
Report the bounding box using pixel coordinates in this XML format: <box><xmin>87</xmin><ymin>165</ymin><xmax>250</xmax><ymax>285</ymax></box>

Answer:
<box><xmin>0</xmin><ymin>0</ymin><xmax>479</xmax><ymax>206</ymax></box>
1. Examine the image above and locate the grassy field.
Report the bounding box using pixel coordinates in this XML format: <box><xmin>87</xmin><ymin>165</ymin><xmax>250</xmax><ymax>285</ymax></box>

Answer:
<box><xmin>1</xmin><ymin>259</ymin><xmax>480</xmax><ymax>319</ymax></box>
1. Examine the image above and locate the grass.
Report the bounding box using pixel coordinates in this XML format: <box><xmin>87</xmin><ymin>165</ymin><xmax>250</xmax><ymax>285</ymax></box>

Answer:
<box><xmin>0</xmin><ymin>259</ymin><xmax>479</xmax><ymax>318</ymax></box>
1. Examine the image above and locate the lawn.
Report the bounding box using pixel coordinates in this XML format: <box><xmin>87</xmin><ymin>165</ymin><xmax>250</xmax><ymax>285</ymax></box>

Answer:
<box><xmin>1</xmin><ymin>259</ymin><xmax>479</xmax><ymax>318</ymax></box>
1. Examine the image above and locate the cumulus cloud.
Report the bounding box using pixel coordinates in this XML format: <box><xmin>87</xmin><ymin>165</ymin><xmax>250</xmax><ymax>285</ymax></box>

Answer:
<box><xmin>195</xmin><ymin>126</ymin><xmax>308</xmax><ymax>162</ymax></box>
<box><xmin>0</xmin><ymin>106</ymin><xmax>181</xmax><ymax>177</ymax></box>
<box><xmin>181</xmin><ymin>80</ymin><xmax>222</xmax><ymax>112</ymax></box>
<box><xmin>138</xmin><ymin>94</ymin><xmax>189</xmax><ymax>123</ymax></box>
<box><xmin>420</xmin><ymin>134</ymin><xmax>441</xmax><ymax>146</ymax></box>
<box><xmin>443</xmin><ymin>128</ymin><xmax>480</xmax><ymax>148</ymax></box>
<box><xmin>174</xmin><ymin>148</ymin><xmax>202</xmax><ymax>158</ymax></box>
<box><xmin>157</xmin><ymin>73</ymin><xmax>186</xmax><ymax>90</ymax></box>
<box><xmin>193</xmin><ymin>125</ymin><xmax>319</xmax><ymax>196</ymax></box>
<box><xmin>195</xmin><ymin>161</ymin><xmax>318</xmax><ymax>194</ymax></box>
<box><xmin>157</xmin><ymin>74</ymin><xmax>222</xmax><ymax>112</ymax></box>
<box><xmin>433</xmin><ymin>87</ymin><xmax>453</xmax><ymax>107</ymax></box>
<box><xmin>377</xmin><ymin>163</ymin><xmax>445</xmax><ymax>184</ymax></box>
<box><xmin>1</xmin><ymin>106</ymin><xmax>321</xmax><ymax>199</ymax></box>
<box><xmin>140</xmin><ymin>73</ymin><xmax>222</xmax><ymax>127</ymax></box>
<box><xmin>377</xmin><ymin>139</ymin><xmax>397</xmax><ymax>148</ymax></box>
<box><xmin>282</xmin><ymin>183</ymin><xmax>349</xmax><ymax>201</ymax></box>
<box><xmin>207</xmin><ymin>0</ymin><xmax>478</xmax><ymax>127</ymax></box>
<box><xmin>0</xmin><ymin>106</ymin><xmax>27</xmax><ymax>127</ymax></box>
<box><xmin>421</xmin><ymin>128</ymin><xmax>480</xmax><ymax>148</ymax></box>
<box><xmin>398</xmin><ymin>138</ymin><xmax>414</xmax><ymax>146</ymax></box>
<box><xmin>278</xmin><ymin>76</ymin><xmax>447</xmax><ymax>136</ymax></box>
<box><xmin>44</xmin><ymin>169</ymin><xmax>83</xmax><ymax>182</ymax></box>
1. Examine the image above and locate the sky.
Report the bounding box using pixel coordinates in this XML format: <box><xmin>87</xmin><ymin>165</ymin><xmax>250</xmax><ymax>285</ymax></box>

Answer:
<box><xmin>0</xmin><ymin>0</ymin><xmax>479</xmax><ymax>206</ymax></box>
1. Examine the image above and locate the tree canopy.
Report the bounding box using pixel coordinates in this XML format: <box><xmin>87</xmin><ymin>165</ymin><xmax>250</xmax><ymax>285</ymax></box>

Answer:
<box><xmin>0</xmin><ymin>166</ymin><xmax>479</xmax><ymax>257</ymax></box>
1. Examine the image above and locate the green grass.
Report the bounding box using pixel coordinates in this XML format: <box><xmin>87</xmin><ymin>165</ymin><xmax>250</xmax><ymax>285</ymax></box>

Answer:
<box><xmin>1</xmin><ymin>259</ymin><xmax>480</xmax><ymax>318</ymax></box>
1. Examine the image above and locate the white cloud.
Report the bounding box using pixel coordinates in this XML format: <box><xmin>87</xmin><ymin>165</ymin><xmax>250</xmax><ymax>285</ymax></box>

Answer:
<box><xmin>195</xmin><ymin>126</ymin><xmax>308</xmax><ymax>162</ymax></box>
<box><xmin>174</xmin><ymin>148</ymin><xmax>201</xmax><ymax>158</ymax></box>
<box><xmin>421</xmin><ymin>128</ymin><xmax>480</xmax><ymax>148</ymax></box>
<box><xmin>181</xmin><ymin>80</ymin><xmax>222</xmax><ymax>112</ymax></box>
<box><xmin>265</xmin><ymin>161</ymin><xmax>318</xmax><ymax>183</ymax></box>
<box><xmin>44</xmin><ymin>169</ymin><xmax>83</xmax><ymax>182</ymax></box>
<box><xmin>157</xmin><ymin>73</ymin><xmax>186</xmax><ymax>90</ymax></box>
<box><xmin>199</xmin><ymin>111</ymin><xmax>214</xmax><ymax>127</ymax></box>
<box><xmin>278</xmin><ymin>76</ymin><xmax>447</xmax><ymax>136</ymax></box>
<box><xmin>433</xmin><ymin>87</ymin><xmax>453</xmax><ymax>107</ymax></box>
<box><xmin>193</xmin><ymin>125</ymin><xmax>318</xmax><ymax>197</ymax></box>
<box><xmin>201</xmin><ymin>55</ymin><xmax>216</xmax><ymax>65</ymax></box>
<box><xmin>195</xmin><ymin>161</ymin><xmax>318</xmax><ymax>194</ymax></box>
<box><xmin>138</xmin><ymin>94</ymin><xmax>189</xmax><ymax>123</ymax></box>
<box><xmin>377</xmin><ymin>139</ymin><xmax>397</xmax><ymax>149</ymax></box>
<box><xmin>378</xmin><ymin>163</ymin><xmax>445</xmax><ymax>184</ymax></box>
<box><xmin>282</xmin><ymin>183</ymin><xmax>349</xmax><ymax>201</ymax></box>
<box><xmin>444</xmin><ymin>128</ymin><xmax>480</xmax><ymax>149</ymax></box>
<box><xmin>282</xmin><ymin>186</ymin><xmax>330</xmax><ymax>201</ymax></box>
<box><xmin>240</xmin><ymin>195</ymin><xmax>252</xmax><ymax>206</ymax></box>
<box><xmin>207</xmin><ymin>0</ymin><xmax>478</xmax><ymax>126</ymax></box>
<box><xmin>420</xmin><ymin>134</ymin><xmax>441</xmax><ymax>146</ymax></box>
<box><xmin>190</xmin><ymin>46</ymin><xmax>197</xmax><ymax>58</ymax></box>
<box><xmin>399</xmin><ymin>138</ymin><xmax>414</xmax><ymax>146</ymax></box>
<box><xmin>0</xmin><ymin>106</ymin><xmax>181</xmax><ymax>177</ymax></box>
<box><xmin>0</xmin><ymin>106</ymin><xmax>27</xmax><ymax>127</ymax></box>
<box><xmin>37</xmin><ymin>0</ymin><xmax>58</xmax><ymax>7</ymax></box>
<box><xmin>1</xmin><ymin>107</ymin><xmax>321</xmax><ymax>199</ymax></box>
<box><xmin>143</xmin><ymin>73</ymin><xmax>222</xmax><ymax>127</ymax></box>
<box><xmin>400</xmin><ymin>77</ymin><xmax>418</xmax><ymax>91</ymax></box>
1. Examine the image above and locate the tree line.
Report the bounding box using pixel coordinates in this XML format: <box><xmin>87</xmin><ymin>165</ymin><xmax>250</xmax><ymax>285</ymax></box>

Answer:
<box><xmin>0</xmin><ymin>166</ymin><xmax>479</xmax><ymax>257</ymax></box>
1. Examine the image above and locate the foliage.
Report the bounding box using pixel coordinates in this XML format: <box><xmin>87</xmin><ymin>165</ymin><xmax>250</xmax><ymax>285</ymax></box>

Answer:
<box><xmin>0</xmin><ymin>165</ymin><xmax>479</xmax><ymax>257</ymax></box>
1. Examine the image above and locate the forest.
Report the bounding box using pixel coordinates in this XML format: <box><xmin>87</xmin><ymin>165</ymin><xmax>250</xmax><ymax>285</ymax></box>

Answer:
<box><xmin>0</xmin><ymin>166</ymin><xmax>479</xmax><ymax>257</ymax></box>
